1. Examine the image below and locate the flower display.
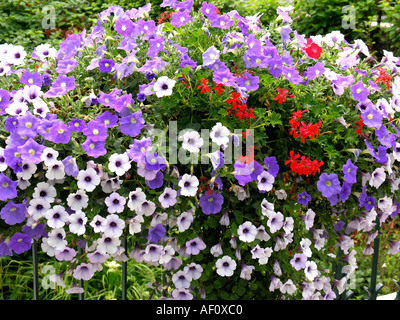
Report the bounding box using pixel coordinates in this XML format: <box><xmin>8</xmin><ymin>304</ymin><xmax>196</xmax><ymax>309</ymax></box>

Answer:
<box><xmin>0</xmin><ymin>2</ymin><xmax>399</xmax><ymax>301</ymax></box>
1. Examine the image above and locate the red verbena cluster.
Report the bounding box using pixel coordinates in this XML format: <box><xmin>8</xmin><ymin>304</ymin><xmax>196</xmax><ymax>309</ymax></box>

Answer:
<box><xmin>274</xmin><ymin>87</ymin><xmax>294</xmax><ymax>104</ymax></box>
<box><xmin>227</xmin><ymin>92</ymin><xmax>256</xmax><ymax>120</ymax></box>
<box><xmin>374</xmin><ymin>68</ymin><xmax>392</xmax><ymax>89</ymax></box>
<box><xmin>285</xmin><ymin>150</ymin><xmax>324</xmax><ymax>176</ymax></box>
<box><xmin>157</xmin><ymin>11</ymin><xmax>172</xmax><ymax>25</ymax></box>
<box><xmin>355</xmin><ymin>114</ymin><xmax>364</xmax><ymax>136</ymax></box>
<box><xmin>289</xmin><ymin>109</ymin><xmax>322</xmax><ymax>142</ymax></box>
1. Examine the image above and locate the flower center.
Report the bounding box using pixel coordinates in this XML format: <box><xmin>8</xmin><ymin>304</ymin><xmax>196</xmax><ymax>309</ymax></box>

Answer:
<box><xmin>28</xmin><ymin>149</ymin><xmax>35</xmax><ymax>155</ymax></box>
<box><xmin>2</xmin><ymin>182</ymin><xmax>9</xmax><ymax>188</ymax></box>
<box><xmin>131</xmin><ymin>117</ymin><xmax>137</xmax><ymax>124</ymax></box>
<box><xmin>325</xmin><ymin>181</ymin><xmax>332</xmax><ymax>187</ymax></box>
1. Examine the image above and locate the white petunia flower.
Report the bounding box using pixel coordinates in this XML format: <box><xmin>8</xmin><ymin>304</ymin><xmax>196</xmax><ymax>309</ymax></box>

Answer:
<box><xmin>178</xmin><ymin>174</ymin><xmax>199</xmax><ymax>196</ymax></box>
<box><xmin>210</xmin><ymin>122</ymin><xmax>230</xmax><ymax>147</ymax></box>
<box><xmin>153</xmin><ymin>76</ymin><xmax>176</xmax><ymax>97</ymax></box>
<box><xmin>108</xmin><ymin>152</ymin><xmax>131</xmax><ymax>176</ymax></box>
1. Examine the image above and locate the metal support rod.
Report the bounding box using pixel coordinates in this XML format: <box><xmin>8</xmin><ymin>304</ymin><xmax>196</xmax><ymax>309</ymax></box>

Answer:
<box><xmin>368</xmin><ymin>218</ymin><xmax>382</xmax><ymax>300</ymax></box>
<box><xmin>122</xmin><ymin>235</ymin><xmax>127</xmax><ymax>300</ymax></box>
<box><xmin>32</xmin><ymin>241</ymin><xmax>39</xmax><ymax>300</ymax></box>
<box><xmin>78</xmin><ymin>246</ymin><xmax>84</xmax><ymax>300</ymax></box>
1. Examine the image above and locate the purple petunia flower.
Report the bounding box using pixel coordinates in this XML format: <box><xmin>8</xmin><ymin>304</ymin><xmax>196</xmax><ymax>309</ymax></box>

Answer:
<box><xmin>81</xmin><ymin>138</ymin><xmax>107</xmax><ymax>158</ymax></box>
<box><xmin>127</xmin><ymin>137</ymin><xmax>152</xmax><ymax>162</ymax></box>
<box><xmin>62</xmin><ymin>156</ymin><xmax>79</xmax><ymax>177</ymax></box>
<box><xmin>148</xmin><ymin>223</ymin><xmax>166</xmax><ymax>243</ymax></box>
<box><xmin>199</xmin><ymin>191</ymin><xmax>224</xmax><ymax>215</ymax></box>
<box><xmin>68</xmin><ymin>118</ymin><xmax>86</xmax><ymax>132</ymax></box>
<box><xmin>48</xmin><ymin>121</ymin><xmax>73</xmax><ymax>144</ymax></box>
<box><xmin>268</xmin><ymin>57</ymin><xmax>283</xmax><ymax>78</ymax></box>
<box><xmin>361</xmin><ymin>105</ymin><xmax>383</xmax><ymax>129</ymax></box>
<box><xmin>96</xmin><ymin>111</ymin><xmax>118</xmax><ymax>128</ymax></box>
<box><xmin>298</xmin><ymin>191</ymin><xmax>311</xmax><ymax>206</ymax></box>
<box><xmin>0</xmin><ymin>201</ymin><xmax>26</xmax><ymax>225</ymax></box>
<box><xmin>18</xmin><ymin>138</ymin><xmax>45</xmax><ymax>164</ymax></box>
<box><xmin>159</xmin><ymin>187</ymin><xmax>177</xmax><ymax>208</ymax></box>
<box><xmin>364</xmin><ymin>196</ymin><xmax>376</xmax><ymax>211</ymax></box>
<box><xmin>342</xmin><ymin>158</ymin><xmax>358</xmax><ymax>184</ymax></box>
<box><xmin>305</xmin><ymin>62</ymin><xmax>325</xmax><ymax>80</ymax></box>
<box><xmin>236</xmin><ymin>72</ymin><xmax>259</xmax><ymax>92</ymax></box>
<box><xmin>185</xmin><ymin>237</ymin><xmax>206</xmax><ymax>255</ymax></box>
<box><xmin>283</xmin><ymin>65</ymin><xmax>303</xmax><ymax>85</ymax></box>
<box><xmin>234</xmin><ymin>161</ymin><xmax>253</xmax><ymax>186</ymax></box>
<box><xmin>147</xmin><ymin>170</ymin><xmax>164</xmax><ymax>189</ymax></box>
<box><xmin>115</xmin><ymin>18</ymin><xmax>134</xmax><ymax>37</ymax></box>
<box><xmin>83</xmin><ymin>120</ymin><xmax>108</xmax><ymax>142</ymax></box>
<box><xmin>119</xmin><ymin>110</ymin><xmax>145</xmax><ymax>137</ymax></box>
<box><xmin>201</xmin><ymin>1</ymin><xmax>218</xmax><ymax>19</ymax></box>
<box><xmin>0</xmin><ymin>173</ymin><xmax>18</xmax><ymax>201</ymax></box>
<box><xmin>9</xmin><ymin>233</ymin><xmax>31</xmax><ymax>254</ymax></box>
<box><xmin>340</xmin><ymin>181</ymin><xmax>352</xmax><ymax>202</ymax></box>
<box><xmin>43</xmin><ymin>74</ymin><xmax>75</xmax><ymax>98</ymax></box>
<box><xmin>202</xmin><ymin>46</ymin><xmax>220</xmax><ymax>67</ymax></box>
<box><xmin>99</xmin><ymin>59</ymin><xmax>115</xmax><ymax>73</ymax></box>
<box><xmin>170</xmin><ymin>9</ymin><xmax>191</xmax><ymax>28</ymax></box>
<box><xmin>56</xmin><ymin>59</ymin><xmax>78</xmax><ymax>74</ymax></box>
<box><xmin>317</xmin><ymin>172</ymin><xmax>341</xmax><ymax>198</ymax></box>
<box><xmin>213</xmin><ymin>68</ymin><xmax>236</xmax><ymax>87</ymax></box>
<box><xmin>350</xmin><ymin>80</ymin><xmax>369</xmax><ymax>102</ymax></box>
<box><xmin>20</xmin><ymin>71</ymin><xmax>43</xmax><ymax>87</ymax></box>
<box><xmin>210</xmin><ymin>14</ymin><xmax>233</xmax><ymax>29</ymax></box>
<box><xmin>263</xmin><ymin>156</ymin><xmax>279</xmax><ymax>178</ymax></box>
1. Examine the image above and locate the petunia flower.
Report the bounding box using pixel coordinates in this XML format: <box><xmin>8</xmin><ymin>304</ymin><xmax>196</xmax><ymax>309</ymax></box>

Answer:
<box><xmin>153</xmin><ymin>76</ymin><xmax>176</xmax><ymax>97</ymax></box>
<box><xmin>99</xmin><ymin>59</ymin><xmax>115</xmax><ymax>73</ymax></box>
<box><xmin>199</xmin><ymin>191</ymin><xmax>224</xmax><ymax>215</ymax></box>
<box><xmin>317</xmin><ymin>172</ymin><xmax>341</xmax><ymax>198</ymax></box>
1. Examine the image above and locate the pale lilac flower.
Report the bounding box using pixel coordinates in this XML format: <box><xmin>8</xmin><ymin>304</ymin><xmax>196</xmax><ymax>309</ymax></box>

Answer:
<box><xmin>158</xmin><ymin>187</ymin><xmax>177</xmax><ymax>208</ymax></box>
<box><xmin>69</xmin><ymin>210</ymin><xmax>87</xmax><ymax>235</ymax></box>
<box><xmin>105</xmin><ymin>192</ymin><xmax>126</xmax><ymax>213</ymax></box>
<box><xmin>108</xmin><ymin>152</ymin><xmax>131</xmax><ymax>176</ymax></box>
<box><xmin>104</xmin><ymin>214</ymin><xmax>125</xmax><ymax>238</ymax></box>
<box><xmin>257</xmin><ymin>171</ymin><xmax>275</xmax><ymax>191</ymax></box>
<box><xmin>73</xmin><ymin>263</ymin><xmax>95</xmax><ymax>281</ymax></box>
<box><xmin>184</xmin><ymin>263</ymin><xmax>203</xmax><ymax>280</ymax></box>
<box><xmin>90</xmin><ymin>215</ymin><xmax>107</xmax><ymax>233</ymax></box>
<box><xmin>97</xmin><ymin>235</ymin><xmax>121</xmax><ymax>255</ymax></box>
<box><xmin>280</xmin><ymin>279</ymin><xmax>296</xmax><ymax>296</ymax></box>
<box><xmin>185</xmin><ymin>237</ymin><xmax>206</xmax><ymax>255</ymax></box>
<box><xmin>77</xmin><ymin>168</ymin><xmax>100</xmax><ymax>192</ymax></box>
<box><xmin>240</xmin><ymin>264</ymin><xmax>255</xmax><ymax>280</ymax></box>
<box><xmin>127</xmin><ymin>188</ymin><xmax>146</xmax><ymax>211</ymax></box>
<box><xmin>178</xmin><ymin>174</ymin><xmax>199</xmax><ymax>196</ymax></box>
<box><xmin>369</xmin><ymin>167</ymin><xmax>386</xmax><ymax>188</ymax></box>
<box><xmin>237</xmin><ymin>221</ymin><xmax>257</xmax><ymax>243</ymax></box>
<box><xmin>45</xmin><ymin>205</ymin><xmax>69</xmax><ymax>228</ymax></box>
<box><xmin>267</xmin><ymin>211</ymin><xmax>284</xmax><ymax>233</ymax></box>
<box><xmin>153</xmin><ymin>76</ymin><xmax>176</xmax><ymax>97</ymax></box>
<box><xmin>47</xmin><ymin>228</ymin><xmax>67</xmax><ymax>251</ymax></box>
<box><xmin>215</xmin><ymin>255</ymin><xmax>236</xmax><ymax>277</ymax></box>
<box><xmin>177</xmin><ymin>209</ymin><xmax>194</xmax><ymax>232</ymax></box>
<box><xmin>181</xmin><ymin>130</ymin><xmax>204</xmax><ymax>153</ymax></box>
<box><xmin>55</xmin><ymin>247</ymin><xmax>77</xmax><ymax>261</ymax></box>
<box><xmin>304</xmin><ymin>260</ymin><xmax>319</xmax><ymax>281</ymax></box>
<box><xmin>172</xmin><ymin>270</ymin><xmax>192</xmax><ymax>289</ymax></box>
<box><xmin>210</xmin><ymin>122</ymin><xmax>230</xmax><ymax>147</ymax></box>
<box><xmin>67</xmin><ymin>189</ymin><xmax>89</xmax><ymax>211</ymax></box>
<box><xmin>202</xmin><ymin>46</ymin><xmax>220</xmax><ymax>66</ymax></box>
<box><xmin>290</xmin><ymin>253</ymin><xmax>307</xmax><ymax>271</ymax></box>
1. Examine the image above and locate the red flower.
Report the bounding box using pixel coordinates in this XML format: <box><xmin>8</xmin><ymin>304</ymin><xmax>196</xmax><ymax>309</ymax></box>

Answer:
<box><xmin>303</xmin><ymin>38</ymin><xmax>322</xmax><ymax>59</ymax></box>
<box><xmin>227</xmin><ymin>91</ymin><xmax>242</xmax><ymax>108</ymax></box>
<box><xmin>355</xmin><ymin>114</ymin><xmax>364</xmax><ymax>136</ymax></box>
<box><xmin>285</xmin><ymin>151</ymin><xmax>324</xmax><ymax>176</ymax></box>
<box><xmin>273</xmin><ymin>87</ymin><xmax>294</xmax><ymax>104</ymax></box>
<box><xmin>213</xmin><ymin>82</ymin><xmax>224</xmax><ymax>94</ymax></box>
<box><xmin>375</xmin><ymin>68</ymin><xmax>391</xmax><ymax>89</ymax></box>
<box><xmin>197</xmin><ymin>78</ymin><xmax>211</xmax><ymax>94</ymax></box>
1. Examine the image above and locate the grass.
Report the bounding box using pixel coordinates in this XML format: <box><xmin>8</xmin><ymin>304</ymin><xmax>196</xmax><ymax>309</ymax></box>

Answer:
<box><xmin>0</xmin><ymin>250</ymin><xmax>163</xmax><ymax>300</ymax></box>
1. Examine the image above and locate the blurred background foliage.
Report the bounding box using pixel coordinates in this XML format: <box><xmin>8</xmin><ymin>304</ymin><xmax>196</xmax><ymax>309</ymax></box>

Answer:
<box><xmin>0</xmin><ymin>0</ymin><xmax>399</xmax><ymax>58</ymax></box>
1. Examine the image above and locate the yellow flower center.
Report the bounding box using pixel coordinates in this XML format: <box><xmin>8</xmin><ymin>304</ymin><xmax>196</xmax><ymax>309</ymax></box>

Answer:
<box><xmin>367</xmin><ymin>114</ymin><xmax>373</xmax><ymax>120</ymax></box>
<box><xmin>93</xmin><ymin>129</ymin><xmax>99</xmax><ymax>135</ymax></box>
<box><xmin>208</xmin><ymin>197</ymin><xmax>214</xmax><ymax>202</ymax></box>
<box><xmin>28</xmin><ymin>78</ymin><xmax>33</xmax><ymax>84</ymax></box>
<box><xmin>256</xmin><ymin>58</ymin><xmax>261</xmax><ymax>64</ymax></box>
<box><xmin>325</xmin><ymin>181</ymin><xmax>332</xmax><ymax>187</ymax></box>
<box><xmin>2</xmin><ymin>182</ymin><xmax>9</xmax><ymax>188</ymax></box>
<box><xmin>131</xmin><ymin>117</ymin><xmax>137</xmax><ymax>124</ymax></box>
<box><xmin>89</xmin><ymin>143</ymin><xmax>95</xmax><ymax>149</ymax></box>
<box><xmin>28</xmin><ymin>149</ymin><xmax>35</xmax><ymax>155</ymax></box>
<box><xmin>58</xmin><ymin>129</ymin><xmax>64</xmax><ymax>134</ymax></box>
<box><xmin>245</xmin><ymin>80</ymin><xmax>251</xmax><ymax>86</ymax></box>
<box><xmin>122</xmin><ymin>25</ymin><xmax>126</xmax><ymax>31</ymax></box>
<box><xmin>61</xmin><ymin>82</ymin><xmax>66</xmax><ymax>87</ymax></box>
<box><xmin>222</xmin><ymin>77</ymin><xmax>228</xmax><ymax>83</ymax></box>
<box><xmin>25</xmin><ymin>122</ymin><xmax>32</xmax><ymax>128</ymax></box>
<box><xmin>10</xmin><ymin>207</ymin><xmax>16</xmax><ymax>212</ymax></box>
